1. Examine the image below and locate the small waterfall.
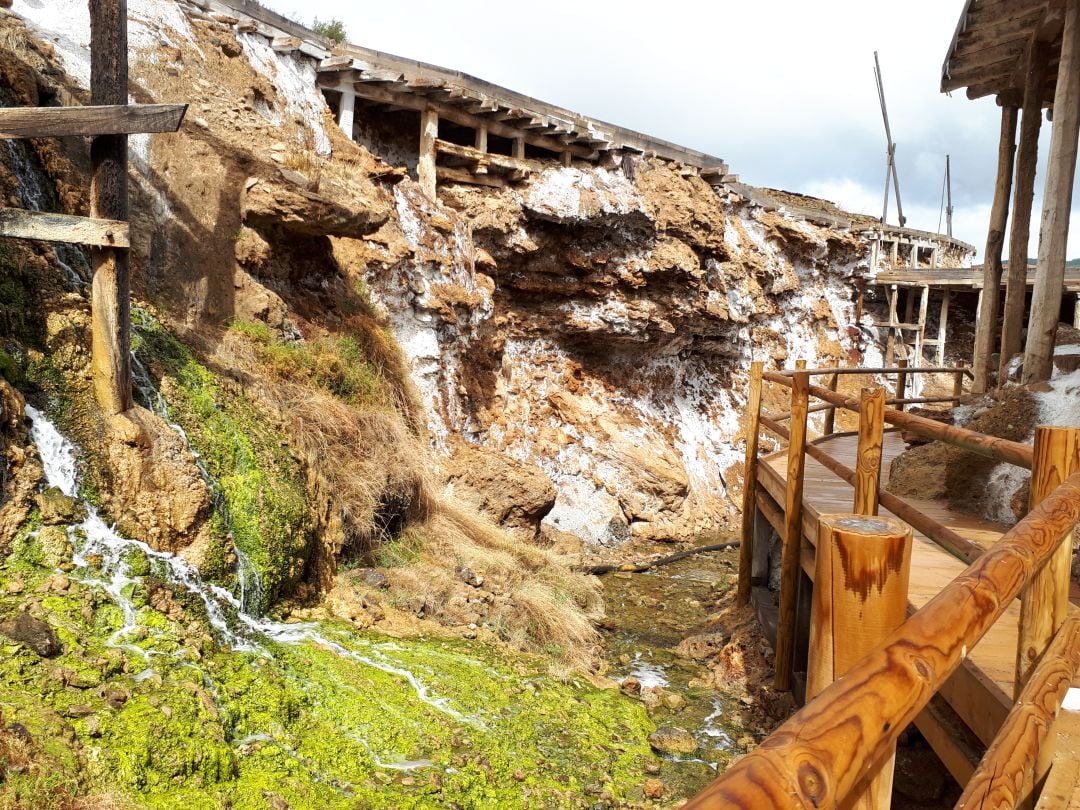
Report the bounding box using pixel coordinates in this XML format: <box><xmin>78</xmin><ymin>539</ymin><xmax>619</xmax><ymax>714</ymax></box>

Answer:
<box><xmin>24</xmin><ymin>404</ymin><xmax>472</xmax><ymax>723</ymax></box>
<box><xmin>129</xmin><ymin>347</ymin><xmax>265</xmax><ymax>615</ymax></box>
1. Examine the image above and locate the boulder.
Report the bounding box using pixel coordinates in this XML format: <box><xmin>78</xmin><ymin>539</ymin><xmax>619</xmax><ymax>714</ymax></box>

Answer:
<box><xmin>241</xmin><ymin>178</ymin><xmax>388</xmax><ymax>239</ymax></box>
<box><xmin>647</xmin><ymin>726</ymin><xmax>697</xmax><ymax>755</ymax></box>
<box><xmin>35</xmin><ymin>487</ymin><xmax>82</xmax><ymax>525</ymax></box>
<box><xmin>541</xmin><ymin>477</ymin><xmax>628</xmax><ymax>547</ymax></box>
<box><xmin>0</xmin><ymin>612</ymin><xmax>60</xmax><ymax>657</ymax></box>
<box><xmin>443</xmin><ymin>441</ymin><xmax>556</xmax><ymax>536</ymax></box>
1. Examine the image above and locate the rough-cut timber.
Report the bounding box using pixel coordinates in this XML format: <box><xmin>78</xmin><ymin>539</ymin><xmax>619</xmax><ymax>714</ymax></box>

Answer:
<box><xmin>0</xmin><ymin>104</ymin><xmax>186</xmax><ymax>138</ymax></box>
<box><xmin>89</xmin><ymin>0</ymin><xmax>132</xmax><ymax>415</ymax></box>
<box><xmin>806</xmin><ymin>514</ymin><xmax>912</xmax><ymax>809</ymax></box>
<box><xmin>685</xmin><ymin>470</ymin><xmax>1080</xmax><ymax>809</ymax></box>
<box><xmin>853</xmin><ymin>388</ymin><xmax>885</xmax><ymax>516</ymax></box>
<box><xmin>737</xmin><ymin>361</ymin><xmax>764</xmax><ymax>607</ymax></box>
<box><xmin>0</xmin><ymin>208</ymin><xmax>129</xmax><ymax>248</ymax></box>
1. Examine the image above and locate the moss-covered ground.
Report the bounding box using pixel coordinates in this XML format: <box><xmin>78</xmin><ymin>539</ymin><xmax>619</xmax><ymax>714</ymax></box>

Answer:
<box><xmin>0</xmin><ymin>512</ymin><xmax>655</xmax><ymax>809</ymax></box>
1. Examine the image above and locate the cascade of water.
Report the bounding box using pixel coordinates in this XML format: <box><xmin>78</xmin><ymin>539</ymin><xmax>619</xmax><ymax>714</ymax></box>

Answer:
<box><xmin>129</xmin><ymin>348</ymin><xmax>265</xmax><ymax>615</ymax></box>
<box><xmin>24</xmin><ymin>404</ymin><xmax>470</xmax><ymax>722</ymax></box>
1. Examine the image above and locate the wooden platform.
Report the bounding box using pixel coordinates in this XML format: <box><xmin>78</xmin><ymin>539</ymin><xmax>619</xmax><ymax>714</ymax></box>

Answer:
<box><xmin>875</xmin><ymin>266</ymin><xmax>1080</xmax><ymax>292</ymax></box>
<box><xmin>753</xmin><ymin>429</ymin><xmax>1079</xmax><ymax>774</ymax></box>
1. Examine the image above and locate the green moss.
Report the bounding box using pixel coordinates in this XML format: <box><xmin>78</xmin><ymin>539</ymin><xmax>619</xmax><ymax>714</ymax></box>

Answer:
<box><xmin>131</xmin><ymin>313</ymin><xmax>312</xmax><ymax>610</ymax></box>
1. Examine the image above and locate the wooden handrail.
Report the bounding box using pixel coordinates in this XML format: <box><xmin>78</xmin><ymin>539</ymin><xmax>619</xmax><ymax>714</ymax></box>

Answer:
<box><xmin>685</xmin><ymin>470</ymin><xmax>1080</xmax><ymax>809</ymax></box>
<box><xmin>759</xmin><ymin>416</ymin><xmax>985</xmax><ymax>564</ymax></box>
<box><xmin>771</xmin><ymin>394</ymin><xmax>962</xmax><ymax>421</ymax></box>
<box><xmin>774</xmin><ymin>366</ymin><xmax>975</xmax><ymax>379</ymax></box>
<box><xmin>956</xmin><ymin>614</ymin><xmax>1080</xmax><ymax>809</ymax></box>
<box><xmin>763</xmin><ymin>371</ymin><xmax>1034</xmax><ymax>469</ymax></box>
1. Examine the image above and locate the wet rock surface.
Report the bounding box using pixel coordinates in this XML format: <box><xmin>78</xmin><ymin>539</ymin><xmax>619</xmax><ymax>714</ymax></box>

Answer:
<box><xmin>0</xmin><ymin>612</ymin><xmax>60</xmax><ymax>657</ymax></box>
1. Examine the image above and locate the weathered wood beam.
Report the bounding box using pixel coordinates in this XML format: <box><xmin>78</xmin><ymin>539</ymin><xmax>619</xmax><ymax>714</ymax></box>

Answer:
<box><xmin>436</xmin><ymin>165</ymin><xmax>506</xmax><ymax>189</ymax></box>
<box><xmin>349</xmin><ymin>82</ymin><xmax>595</xmax><ymax>158</ymax></box>
<box><xmin>1023</xmin><ymin>0</ymin><xmax>1080</xmax><ymax>383</ymax></box>
<box><xmin>434</xmin><ymin>139</ymin><xmax>539</xmax><ymax>173</ymax></box>
<box><xmin>0</xmin><ymin>208</ymin><xmax>129</xmax><ymax>248</ymax></box>
<box><xmin>736</xmin><ymin>361</ymin><xmax>764</xmax><ymax>608</ymax></box>
<box><xmin>972</xmin><ymin>104</ymin><xmax>1018</xmax><ymax>393</ymax></box>
<box><xmin>0</xmin><ymin>104</ymin><xmax>187</xmax><ymax>139</ymax></box>
<box><xmin>417</xmin><ymin>108</ymin><xmax>438</xmax><ymax>199</ymax></box>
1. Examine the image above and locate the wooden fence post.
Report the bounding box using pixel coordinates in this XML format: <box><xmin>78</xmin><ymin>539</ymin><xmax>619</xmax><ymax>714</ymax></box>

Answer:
<box><xmin>822</xmin><ymin>372</ymin><xmax>839</xmax><ymax>436</ymax></box>
<box><xmin>774</xmin><ymin>368</ymin><xmax>809</xmax><ymax>691</ymax></box>
<box><xmin>894</xmin><ymin>358</ymin><xmax>908</xmax><ymax>411</ymax></box>
<box><xmin>1016</xmin><ymin>425</ymin><xmax>1080</xmax><ymax>696</ymax></box>
<box><xmin>806</xmin><ymin>514</ymin><xmax>913</xmax><ymax>809</ymax></box>
<box><xmin>854</xmin><ymin>387</ymin><xmax>886</xmax><ymax>516</ymax></box>
<box><xmin>89</xmin><ymin>0</ymin><xmax>132</xmax><ymax>415</ymax></box>
<box><xmin>953</xmin><ymin>361</ymin><xmax>967</xmax><ymax>399</ymax></box>
<box><xmin>737</xmin><ymin>361</ymin><xmax>764</xmax><ymax>607</ymax></box>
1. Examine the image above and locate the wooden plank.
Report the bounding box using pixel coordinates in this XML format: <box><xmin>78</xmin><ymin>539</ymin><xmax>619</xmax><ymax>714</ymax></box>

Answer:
<box><xmin>89</xmin><ymin>0</ymin><xmax>133</xmax><ymax>417</ymax></box>
<box><xmin>913</xmin><ymin>695</ymin><xmax>984</xmax><ymax>789</ymax></box>
<box><xmin>435</xmin><ymin>165</ymin><xmax>506</xmax><ymax>189</ymax></box>
<box><xmin>0</xmin><ymin>208</ymin><xmax>129</xmax><ymax>248</ymax></box>
<box><xmin>684</xmin><ymin>469</ymin><xmax>1080</xmax><ymax>809</ymax></box>
<box><xmin>1036</xmin><ymin>702</ymin><xmax>1080</xmax><ymax>809</ymax></box>
<box><xmin>0</xmin><ymin>104</ymin><xmax>187</xmax><ymax>139</ymax></box>
<box><xmin>1023</xmin><ymin>0</ymin><xmax>1080</xmax><ymax>383</ymax></box>
<box><xmin>1000</xmin><ymin>39</ymin><xmax>1050</xmax><ymax>383</ymax></box>
<box><xmin>973</xmin><ymin>104</ymin><xmax>1018</xmax><ymax>393</ymax></box>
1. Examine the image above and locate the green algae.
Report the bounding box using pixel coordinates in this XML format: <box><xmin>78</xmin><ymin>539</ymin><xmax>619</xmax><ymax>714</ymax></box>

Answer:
<box><xmin>130</xmin><ymin>311</ymin><xmax>312</xmax><ymax>609</ymax></box>
<box><xmin>0</xmin><ymin>519</ymin><xmax>656</xmax><ymax>809</ymax></box>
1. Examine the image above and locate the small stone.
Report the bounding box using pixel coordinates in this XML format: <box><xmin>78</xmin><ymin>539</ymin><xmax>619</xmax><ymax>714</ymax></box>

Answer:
<box><xmin>400</xmin><ymin>776</ymin><xmax>416</xmax><ymax>787</ymax></box>
<box><xmin>620</xmin><ymin>677</ymin><xmax>641</xmax><ymax>696</ymax></box>
<box><xmin>48</xmin><ymin>575</ymin><xmax>71</xmax><ymax>592</ymax></box>
<box><xmin>644</xmin><ymin>761</ymin><xmax>661</xmax><ymax>775</ymax></box>
<box><xmin>0</xmin><ymin>612</ymin><xmax>60</xmax><ymax>657</ymax></box>
<box><xmin>193</xmin><ymin>117</ymin><xmax>210</xmax><ymax>130</ymax></box>
<box><xmin>736</xmin><ymin>735</ymin><xmax>755</xmax><ymax>749</ymax></box>
<box><xmin>160</xmin><ymin>705</ymin><xmax>173</xmax><ymax>720</ymax></box>
<box><xmin>647</xmin><ymin>727</ymin><xmax>698</xmax><ymax>755</ymax></box>
<box><xmin>62</xmin><ymin>704</ymin><xmax>94</xmax><ymax>718</ymax></box>
<box><xmin>457</xmin><ymin>567</ymin><xmax>484</xmax><ymax>588</ymax></box>
<box><xmin>353</xmin><ymin>568</ymin><xmax>390</xmax><ymax>590</ymax></box>
<box><xmin>512</xmin><ymin>769</ymin><xmax>525</xmax><ymax>781</ymax></box>
<box><xmin>84</xmin><ymin>715</ymin><xmax>102</xmax><ymax>738</ymax></box>
<box><xmin>643</xmin><ymin>778</ymin><xmax>665</xmax><ymax>799</ymax></box>
<box><xmin>6</xmin><ymin>579</ymin><xmax>24</xmax><ymax>594</ymax></box>
<box><xmin>662</xmin><ymin>693</ymin><xmax>686</xmax><ymax>711</ymax></box>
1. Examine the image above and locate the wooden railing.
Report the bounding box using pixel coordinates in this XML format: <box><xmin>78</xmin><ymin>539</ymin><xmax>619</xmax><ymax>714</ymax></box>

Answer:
<box><xmin>717</xmin><ymin>362</ymin><xmax>1080</xmax><ymax>809</ymax></box>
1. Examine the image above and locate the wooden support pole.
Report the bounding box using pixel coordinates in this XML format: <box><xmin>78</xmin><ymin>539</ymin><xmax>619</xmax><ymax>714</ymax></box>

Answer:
<box><xmin>805</xmin><ymin>514</ymin><xmax>912</xmax><ymax>809</ymax></box>
<box><xmin>1023</xmin><ymin>0</ymin><xmax>1080</xmax><ymax>384</ymax></box>
<box><xmin>937</xmin><ymin>288</ymin><xmax>951</xmax><ymax>367</ymax></box>
<box><xmin>1075</xmin><ymin>293</ymin><xmax>1080</xmax><ymax>330</ymax></box>
<box><xmin>914</xmin><ymin>285</ymin><xmax>930</xmax><ymax>374</ymax></box>
<box><xmin>853</xmin><ymin>387</ymin><xmax>886</xmax><ymax>517</ymax></box>
<box><xmin>513</xmin><ymin>136</ymin><xmax>525</xmax><ymax>160</ymax></box>
<box><xmin>1016</xmin><ymin>425</ymin><xmax>1080</xmax><ymax>697</ymax></box>
<box><xmin>737</xmin><ymin>361</ymin><xmax>764</xmax><ymax>607</ymax></box>
<box><xmin>959</xmin><ymin>615</ymin><xmax>1080</xmax><ymax>810</ymax></box>
<box><xmin>973</xmin><ymin>104</ymin><xmax>1019</xmax><ymax>393</ymax></box>
<box><xmin>953</xmin><ymin>361</ymin><xmax>967</xmax><ymax>399</ymax></box>
<box><xmin>999</xmin><ymin>40</ymin><xmax>1050</xmax><ymax>383</ymax></box>
<box><xmin>560</xmin><ymin>151</ymin><xmax>572</xmax><ymax>167</ymax></box>
<box><xmin>337</xmin><ymin>89</ymin><xmax>356</xmax><ymax>140</ymax></box>
<box><xmin>894</xmin><ymin>358</ymin><xmax>908</xmax><ymax>412</ymax></box>
<box><xmin>822</xmin><ymin>373</ymin><xmax>839</xmax><ymax>436</ymax></box>
<box><xmin>474</xmin><ymin>124</ymin><xmax>488</xmax><ymax>153</ymax></box>
<box><xmin>774</xmin><ymin>369</ymin><xmax>809</xmax><ymax>691</ymax></box>
<box><xmin>417</xmin><ymin>108</ymin><xmax>439</xmax><ymax>200</ymax></box>
<box><xmin>89</xmin><ymin>0</ymin><xmax>132</xmax><ymax>416</ymax></box>
<box><xmin>886</xmin><ymin>285</ymin><xmax>899</xmax><ymax>366</ymax></box>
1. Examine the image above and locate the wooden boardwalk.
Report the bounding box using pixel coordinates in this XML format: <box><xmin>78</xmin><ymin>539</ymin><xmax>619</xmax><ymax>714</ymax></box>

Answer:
<box><xmin>754</xmin><ymin>429</ymin><xmax>1079</xmax><ymax>773</ymax></box>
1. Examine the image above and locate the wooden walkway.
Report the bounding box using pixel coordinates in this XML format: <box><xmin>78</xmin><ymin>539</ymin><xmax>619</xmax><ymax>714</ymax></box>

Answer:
<box><xmin>755</xmin><ymin>429</ymin><xmax>1075</xmax><ymax>772</ymax></box>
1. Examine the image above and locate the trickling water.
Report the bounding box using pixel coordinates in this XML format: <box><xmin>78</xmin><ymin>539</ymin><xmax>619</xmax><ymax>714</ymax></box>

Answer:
<box><xmin>24</xmin><ymin>404</ymin><xmax>472</xmax><ymax>723</ymax></box>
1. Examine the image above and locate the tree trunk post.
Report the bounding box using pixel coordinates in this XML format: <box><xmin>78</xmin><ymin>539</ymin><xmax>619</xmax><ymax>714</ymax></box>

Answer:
<box><xmin>953</xmin><ymin>361</ymin><xmax>967</xmax><ymax>399</ymax></box>
<box><xmin>999</xmin><ymin>40</ymin><xmax>1050</xmax><ymax>381</ymax></box>
<box><xmin>1016</xmin><ymin>425</ymin><xmax>1080</xmax><ymax>697</ymax></box>
<box><xmin>89</xmin><ymin>0</ymin><xmax>132</xmax><ymax>415</ymax></box>
<box><xmin>1023</xmin><ymin>0</ymin><xmax>1080</xmax><ymax>384</ymax></box>
<box><xmin>774</xmin><ymin>368</ymin><xmax>809</xmax><ymax>691</ymax></box>
<box><xmin>973</xmin><ymin>104</ymin><xmax>1019</xmax><ymax>393</ymax></box>
<box><xmin>806</xmin><ymin>514</ymin><xmax>912</xmax><ymax>808</ymax></box>
<box><xmin>853</xmin><ymin>387</ymin><xmax>886</xmax><ymax>517</ymax></box>
<box><xmin>822</xmin><ymin>372</ymin><xmax>839</xmax><ymax>436</ymax></box>
<box><xmin>894</xmin><ymin>357</ymin><xmax>908</xmax><ymax>411</ymax></box>
<box><xmin>737</xmin><ymin>360</ymin><xmax>764</xmax><ymax>607</ymax></box>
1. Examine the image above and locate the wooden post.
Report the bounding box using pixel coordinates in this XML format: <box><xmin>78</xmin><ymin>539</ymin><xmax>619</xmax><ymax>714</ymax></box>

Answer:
<box><xmin>737</xmin><ymin>361</ymin><xmax>764</xmax><ymax>607</ymax></box>
<box><xmin>914</xmin><ymin>285</ymin><xmax>930</xmax><ymax>374</ymax></box>
<box><xmin>936</xmin><ymin>288</ymin><xmax>951</xmax><ymax>366</ymax></box>
<box><xmin>1075</xmin><ymin>293</ymin><xmax>1080</xmax><ymax>330</ymax></box>
<box><xmin>886</xmin><ymin>285</ymin><xmax>899</xmax><ymax>366</ymax></box>
<box><xmin>474</xmin><ymin>125</ymin><xmax>488</xmax><ymax>153</ymax></box>
<box><xmin>337</xmin><ymin>89</ymin><xmax>356</xmax><ymax>140</ymax></box>
<box><xmin>822</xmin><ymin>372</ymin><xmax>839</xmax><ymax>436</ymax></box>
<box><xmin>513</xmin><ymin>136</ymin><xmax>525</xmax><ymax>160</ymax></box>
<box><xmin>89</xmin><ymin>0</ymin><xmax>132</xmax><ymax>416</ymax></box>
<box><xmin>774</xmin><ymin>369</ymin><xmax>809</xmax><ymax>691</ymax></box>
<box><xmin>890</xmin><ymin>239</ymin><xmax>899</xmax><ymax>266</ymax></box>
<box><xmin>894</xmin><ymin>357</ymin><xmax>908</xmax><ymax>412</ymax></box>
<box><xmin>1023</xmin><ymin>0</ymin><xmax>1080</xmax><ymax>384</ymax></box>
<box><xmin>560</xmin><ymin>151</ymin><xmax>572</xmax><ymax>167</ymax></box>
<box><xmin>805</xmin><ymin>514</ymin><xmax>912</xmax><ymax>808</ymax></box>
<box><xmin>973</xmin><ymin>104</ymin><xmax>1019</xmax><ymax>393</ymax></box>
<box><xmin>853</xmin><ymin>387</ymin><xmax>886</xmax><ymax>516</ymax></box>
<box><xmin>1016</xmin><ymin>425</ymin><xmax>1080</xmax><ymax>696</ymax></box>
<box><xmin>999</xmin><ymin>40</ymin><xmax>1050</xmax><ymax>383</ymax></box>
<box><xmin>953</xmin><ymin>361</ymin><xmax>967</xmax><ymax>399</ymax></box>
<box><xmin>418</xmin><ymin>108</ymin><xmax>439</xmax><ymax>199</ymax></box>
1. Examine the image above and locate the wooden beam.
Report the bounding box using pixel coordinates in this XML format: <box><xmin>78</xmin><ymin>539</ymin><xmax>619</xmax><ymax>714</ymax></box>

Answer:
<box><xmin>737</xmin><ymin>361</ymin><xmax>764</xmax><ymax>607</ymax></box>
<box><xmin>337</xmin><ymin>89</ymin><xmax>356</xmax><ymax>141</ymax></box>
<box><xmin>0</xmin><ymin>208</ymin><xmax>129</xmax><ymax>248</ymax></box>
<box><xmin>973</xmin><ymin>104</ymin><xmax>1018</xmax><ymax>393</ymax></box>
<box><xmin>434</xmin><ymin>139</ymin><xmax>539</xmax><ymax>173</ymax></box>
<box><xmin>0</xmin><ymin>104</ymin><xmax>187</xmax><ymax>139</ymax></box>
<box><xmin>1000</xmin><ymin>39</ymin><xmax>1051</xmax><ymax>382</ymax></box>
<box><xmin>937</xmin><ymin>289</ymin><xmax>951</xmax><ymax>366</ymax></box>
<box><xmin>1024</xmin><ymin>0</ymin><xmax>1080</xmax><ymax>383</ymax></box>
<box><xmin>89</xmin><ymin>0</ymin><xmax>132</xmax><ymax>416</ymax></box>
<box><xmin>418</xmin><ymin>108</ymin><xmax>438</xmax><ymax>199</ymax></box>
<box><xmin>435</xmin><ymin>165</ymin><xmax>507</xmax><ymax>189</ymax></box>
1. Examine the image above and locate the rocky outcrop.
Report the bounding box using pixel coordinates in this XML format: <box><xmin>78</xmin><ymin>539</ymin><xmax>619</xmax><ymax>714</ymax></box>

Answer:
<box><xmin>240</xmin><ymin>175</ymin><xmax>388</xmax><ymax>239</ymax></box>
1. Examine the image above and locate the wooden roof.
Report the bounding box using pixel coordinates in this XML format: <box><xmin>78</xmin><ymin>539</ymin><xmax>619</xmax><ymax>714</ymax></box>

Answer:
<box><xmin>941</xmin><ymin>0</ymin><xmax>1066</xmax><ymax>105</ymax></box>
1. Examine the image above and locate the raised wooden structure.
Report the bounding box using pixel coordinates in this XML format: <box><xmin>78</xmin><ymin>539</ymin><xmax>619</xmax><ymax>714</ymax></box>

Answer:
<box><xmin>704</xmin><ymin>363</ymin><xmax>1080</xmax><ymax>808</ymax></box>
<box><xmin>0</xmin><ymin>0</ymin><xmax>186</xmax><ymax>414</ymax></box>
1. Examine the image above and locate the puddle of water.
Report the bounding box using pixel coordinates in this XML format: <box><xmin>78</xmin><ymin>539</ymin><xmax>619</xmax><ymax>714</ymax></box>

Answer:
<box><xmin>599</xmin><ymin>542</ymin><xmax>749</xmax><ymax>799</ymax></box>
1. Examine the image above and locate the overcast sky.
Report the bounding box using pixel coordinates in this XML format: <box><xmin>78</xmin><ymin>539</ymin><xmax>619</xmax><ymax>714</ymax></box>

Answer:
<box><xmin>263</xmin><ymin>0</ymin><xmax>1079</xmax><ymax>260</ymax></box>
